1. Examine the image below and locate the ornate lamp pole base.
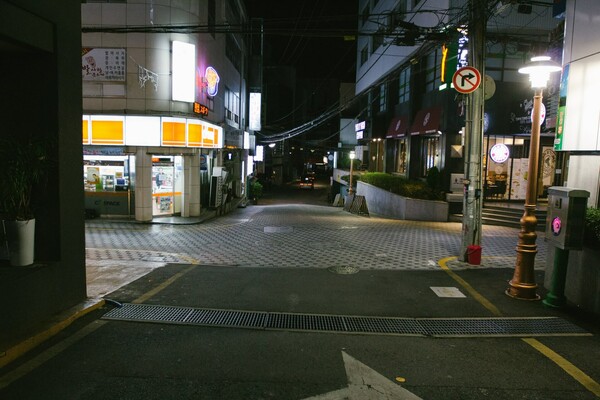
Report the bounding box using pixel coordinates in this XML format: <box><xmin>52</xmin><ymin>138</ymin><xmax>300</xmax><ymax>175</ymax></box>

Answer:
<box><xmin>506</xmin><ymin>203</ymin><xmax>540</xmax><ymax>300</ymax></box>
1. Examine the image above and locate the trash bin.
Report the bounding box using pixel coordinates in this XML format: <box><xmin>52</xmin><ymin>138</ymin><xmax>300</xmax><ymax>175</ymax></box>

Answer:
<box><xmin>466</xmin><ymin>245</ymin><xmax>482</xmax><ymax>265</ymax></box>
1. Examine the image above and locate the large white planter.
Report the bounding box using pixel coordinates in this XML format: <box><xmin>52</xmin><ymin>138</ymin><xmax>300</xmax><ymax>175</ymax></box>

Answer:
<box><xmin>5</xmin><ymin>219</ymin><xmax>35</xmax><ymax>266</ymax></box>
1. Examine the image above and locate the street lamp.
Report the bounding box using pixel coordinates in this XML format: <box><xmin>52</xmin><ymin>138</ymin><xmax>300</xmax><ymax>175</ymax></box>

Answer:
<box><xmin>372</xmin><ymin>138</ymin><xmax>382</xmax><ymax>171</ymax></box>
<box><xmin>506</xmin><ymin>56</ymin><xmax>562</xmax><ymax>300</ymax></box>
<box><xmin>349</xmin><ymin>151</ymin><xmax>356</xmax><ymax>195</ymax></box>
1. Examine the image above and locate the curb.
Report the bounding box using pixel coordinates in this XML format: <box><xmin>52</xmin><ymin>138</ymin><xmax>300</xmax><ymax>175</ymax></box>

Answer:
<box><xmin>0</xmin><ymin>298</ymin><xmax>105</xmax><ymax>369</ymax></box>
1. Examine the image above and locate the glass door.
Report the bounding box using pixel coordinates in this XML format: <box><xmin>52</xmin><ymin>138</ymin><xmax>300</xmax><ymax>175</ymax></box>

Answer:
<box><xmin>152</xmin><ymin>157</ymin><xmax>175</xmax><ymax>216</ymax></box>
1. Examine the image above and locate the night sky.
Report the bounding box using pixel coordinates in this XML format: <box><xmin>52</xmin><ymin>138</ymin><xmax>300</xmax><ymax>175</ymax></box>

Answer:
<box><xmin>243</xmin><ymin>0</ymin><xmax>358</xmax><ymax>82</ymax></box>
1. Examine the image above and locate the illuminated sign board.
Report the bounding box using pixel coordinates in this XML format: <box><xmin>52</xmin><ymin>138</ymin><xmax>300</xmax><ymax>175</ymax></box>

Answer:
<box><xmin>255</xmin><ymin>145</ymin><xmax>264</xmax><ymax>162</ymax></box>
<box><xmin>193</xmin><ymin>102</ymin><xmax>209</xmax><ymax>116</ymax></box>
<box><xmin>457</xmin><ymin>27</ymin><xmax>469</xmax><ymax>69</ymax></box>
<box><xmin>249</xmin><ymin>92</ymin><xmax>262</xmax><ymax>131</ymax></box>
<box><xmin>489</xmin><ymin>143</ymin><xmax>510</xmax><ymax>163</ymax></box>
<box><xmin>205</xmin><ymin>66</ymin><xmax>220</xmax><ymax>97</ymax></box>
<box><xmin>172</xmin><ymin>41</ymin><xmax>196</xmax><ymax>102</ymax></box>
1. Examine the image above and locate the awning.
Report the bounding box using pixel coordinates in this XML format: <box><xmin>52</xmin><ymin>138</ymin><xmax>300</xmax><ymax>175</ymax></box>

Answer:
<box><xmin>410</xmin><ymin>107</ymin><xmax>442</xmax><ymax>135</ymax></box>
<box><xmin>386</xmin><ymin>115</ymin><xmax>409</xmax><ymax>138</ymax></box>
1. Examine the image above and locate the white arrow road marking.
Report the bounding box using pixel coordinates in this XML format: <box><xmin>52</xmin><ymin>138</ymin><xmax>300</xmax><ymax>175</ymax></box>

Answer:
<box><xmin>303</xmin><ymin>351</ymin><xmax>422</xmax><ymax>400</ymax></box>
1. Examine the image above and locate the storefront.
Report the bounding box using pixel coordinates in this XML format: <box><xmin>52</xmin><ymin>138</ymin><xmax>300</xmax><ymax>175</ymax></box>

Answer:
<box><xmin>82</xmin><ymin>114</ymin><xmax>223</xmax><ymax>220</ymax></box>
<box><xmin>409</xmin><ymin>107</ymin><xmax>443</xmax><ymax>178</ymax></box>
<box><xmin>480</xmin><ymin>80</ymin><xmax>558</xmax><ymax>201</ymax></box>
<box><xmin>483</xmin><ymin>134</ymin><xmax>555</xmax><ymax>201</ymax></box>
<box><xmin>385</xmin><ymin>115</ymin><xmax>409</xmax><ymax>176</ymax></box>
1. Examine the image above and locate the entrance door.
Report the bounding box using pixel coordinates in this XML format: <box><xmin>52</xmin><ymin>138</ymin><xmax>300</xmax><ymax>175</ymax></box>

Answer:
<box><xmin>152</xmin><ymin>157</ymin><xmax>175</xmax><ymax>216</ymax></box>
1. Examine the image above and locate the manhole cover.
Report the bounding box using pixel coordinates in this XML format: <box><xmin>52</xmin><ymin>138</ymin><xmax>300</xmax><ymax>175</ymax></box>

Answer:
<box><xmin>328</xmin><ymin>265</ymin><xmax>360</xmax><ymax>275</ymax></box>
<box><xmin>264</xmin><ymin>226</ymin><xmax>294</xmax><ymax>233</ymax></box>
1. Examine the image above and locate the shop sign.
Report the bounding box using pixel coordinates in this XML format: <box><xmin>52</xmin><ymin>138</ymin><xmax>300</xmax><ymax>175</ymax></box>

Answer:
<box><xmin>554</xmin><ymin>64</ymin><xmax>569</xmax><ymax>151</ymax></box>
<box><xmin>193</xmin><ymin>102</ymin><xmax>209</xmax><ymax>116</ymax></box>
<box><xmin>82</xmin><ymin>48</ymin><xmax>126</xmax><ymax>81</ymax></box>
<box><xmin>489</xmin><ymin>143</ymin><xmax>510</xmax><ymax>163</ymax></box>
<box><xmin>456</xmin><ymin>27</ymin><xmax>469</xmax><ymax>70</ymax></box>
<box><xmin>205</xmin><ymin>66</ymin><xmax>220</xmax><ymax>96</ymax></box>
<box><xmin>83</xmin><ymin>146</ymin><xmax>126</xmax><ymax>156</ymax></box>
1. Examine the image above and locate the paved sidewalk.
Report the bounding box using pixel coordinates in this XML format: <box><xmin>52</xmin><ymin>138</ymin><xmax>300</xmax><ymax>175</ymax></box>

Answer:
<box><xmin>84</xmin><ymin>203</ymin><xmax>549</xmax><ymax>301</ymax></box>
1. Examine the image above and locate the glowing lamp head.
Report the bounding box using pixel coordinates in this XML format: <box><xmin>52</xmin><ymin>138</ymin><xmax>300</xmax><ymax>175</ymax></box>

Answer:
<box><xmin>518</xmin><ymin>56</ymin><xmax>562</xmax><ymax>88</ymax></box>
<box><xmin>349</xmin><ymin>151</ymin><xmax>356</xmax><ymax>160</ymax></box>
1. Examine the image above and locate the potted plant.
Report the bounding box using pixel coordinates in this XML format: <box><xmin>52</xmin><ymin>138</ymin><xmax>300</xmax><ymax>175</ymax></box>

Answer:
<box><xmin>0</xmin><ymin>135</ymin><xmax>54</xmax><ymax>266</ymax></box>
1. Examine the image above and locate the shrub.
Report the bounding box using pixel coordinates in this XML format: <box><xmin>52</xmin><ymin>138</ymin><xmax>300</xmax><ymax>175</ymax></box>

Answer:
<box><xmin>584</xmin><ymin>207</ymin><xmax>600</xmax><ymax>246</ymax></box>
<box><xmin>250</xmin><ymin>181</ymin><xmax>263</xmax><ymax>199</ymax></box>
<box><xmin>357</xmin><ymin>172</ymin><xmax>444</xmax><ymax>201</ymax></box>
<box><xmin>426</xmin><ymin>166</ymin><xmax>441</xmax><ymax>192</ymax></box>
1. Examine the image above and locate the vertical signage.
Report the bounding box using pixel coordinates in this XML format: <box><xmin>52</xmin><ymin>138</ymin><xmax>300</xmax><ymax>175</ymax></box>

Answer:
<box><xmin>554</xmin><ymin>64</ymin><xmax>569</xmax><ymax>151</ymax></box>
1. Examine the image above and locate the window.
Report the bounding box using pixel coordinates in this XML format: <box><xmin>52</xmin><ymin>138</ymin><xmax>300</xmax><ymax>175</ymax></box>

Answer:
<box><xmin>379</xmin><ymin>83</ymin><xmax>387</xmax><ymax>113</ymax></box>
<box><xmin>208</xmin><ymin>0</ymin><xmax>216</xmax><ymax>38</ymax></box>
<box><xmin>421</xmin><ymin>136</ymin><xmax>440</xmax><ymax>177</ymax></box>
<box><xmin>360</xmin><ymin>45</ymin><xmax>369</xmax><ymax>66</ymax></box>
<box><xmin>398</xmin><ymin>66</ymin><xmax>410</xmax><ymax>103</ymax></box>
<box><xmin>425</xmin><ymin>49</ymin><xmax>442</xmax><ymax>92</ymax></box>
<box><xmin>226</xmin><ymin>33</ymin><xmax>241</xmax><ymax>73</ymax></box>
<box><xmin>372</xmin><ymin>34</ymin><xmax>383</xmax><ymax>53</ymax></box>
<box><xmin>361</xmin><ymin>4</ymin><xmax>370</xmax><ymax>26</ymax></box>
<box><xmin>225</xmin><ymin>88</ymin><xmax>240</xmax><ymax>127</ymax></box>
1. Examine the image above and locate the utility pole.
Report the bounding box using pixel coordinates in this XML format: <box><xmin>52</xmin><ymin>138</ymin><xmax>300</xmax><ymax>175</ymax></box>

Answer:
<box><xmin>460</xmin><ymin>0</ymin><xmax>486</xmax><ymax>261</ymax></box>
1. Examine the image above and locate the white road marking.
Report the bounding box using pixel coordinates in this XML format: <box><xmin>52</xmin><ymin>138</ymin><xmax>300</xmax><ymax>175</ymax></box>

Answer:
<box><xmin>303</xmin><ymin>351</ymin><xmax>422</xmax><ymax>399</ymax></box>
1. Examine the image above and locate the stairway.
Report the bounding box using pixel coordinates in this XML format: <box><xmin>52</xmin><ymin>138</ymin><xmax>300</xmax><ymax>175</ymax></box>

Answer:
<box><xmin>482</xmin><ymin>204</ymin><xmax>547</xmax><ymax>231</ymax></box>
<box><xmin>450</xmin><ymin>202</ymin><xmax>548</xmax><ymax>231</ymax></box>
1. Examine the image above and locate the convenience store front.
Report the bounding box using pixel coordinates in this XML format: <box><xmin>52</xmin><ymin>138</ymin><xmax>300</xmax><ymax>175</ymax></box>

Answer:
<box><xmin>83</xmin><ymin>114</ymin><xmax>222</xmax><ymax>221</ymax></box>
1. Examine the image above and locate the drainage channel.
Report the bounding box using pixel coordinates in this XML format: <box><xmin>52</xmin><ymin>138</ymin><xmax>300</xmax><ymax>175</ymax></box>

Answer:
<box><xmin>102</xmin><ymin>303</ymin><xmax>590</xmax><ymax>338</ymax></box>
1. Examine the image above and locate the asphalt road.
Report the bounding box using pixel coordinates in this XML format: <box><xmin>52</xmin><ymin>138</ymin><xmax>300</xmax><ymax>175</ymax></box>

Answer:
<box><xmin>1</xmin><ymin>177</ymin><xmax>599</xmax><ymax>399</ymax></box>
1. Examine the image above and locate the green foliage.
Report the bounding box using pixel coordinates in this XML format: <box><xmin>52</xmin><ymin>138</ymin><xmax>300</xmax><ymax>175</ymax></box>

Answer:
<box><xmin>357</xmin><ymin>172</ymin><xmax>444</xmax><ymax>201</ymax></box>
<box><xmin>584</xmin><ymin>207</ymin><xmax>600</xmax><ymax>246</ymax></box>
<box><xmin>0</xmin><ymin>135</ymin><xmax>55</xmax><ymax>221</ymax></box>
<box><xmin>250</xmin><ymin>181</ymin><xmax>263</xmax><ymax>199</ymax></box>
<box><xmin>338</xmin><ymin>155</ymin><xmax>361</xmax><ymax>170</ymax></box>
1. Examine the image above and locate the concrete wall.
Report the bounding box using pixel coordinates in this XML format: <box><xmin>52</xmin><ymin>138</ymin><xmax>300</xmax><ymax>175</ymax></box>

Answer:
<box><xmin>357</xmin><ymin>181</ymin><xmax>448</xmax><ymax>222</ymax></box>
<box><xmin>0</xmin><ymin>0</ymin><xmax>86</xmax><ymax>348</ymax></box>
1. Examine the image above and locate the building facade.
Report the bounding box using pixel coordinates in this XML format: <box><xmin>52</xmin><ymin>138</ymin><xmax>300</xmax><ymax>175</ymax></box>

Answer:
<box><xmin>1</xmin><ymin>0</ymin><xmax>86</xmax><ymax>349</ymax></box>
<box><xmin>559</xmin><ymin>0</ymin><xmax>600</xmax><ymax>207</ymax></box>
<box><xmin>81</xmin><ymin>0</ymin><xmax>252</xmax><ymax>221</ymax></box>
<box><xmin>355</xmin><ymin>0</ymin><xmax>562</xmax><ymax>201</ymax></box>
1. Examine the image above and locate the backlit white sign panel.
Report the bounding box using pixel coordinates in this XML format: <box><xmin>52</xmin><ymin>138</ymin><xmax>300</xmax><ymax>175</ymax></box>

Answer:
<box><xmin>249</xmin><ymin>92</ymin><xmax>262</xmax><ymax>131</ymax></box>
<box><xmin>172</xmin><ymin>41</ymin><xmax>196</xmax><ymax>102</ymax></box>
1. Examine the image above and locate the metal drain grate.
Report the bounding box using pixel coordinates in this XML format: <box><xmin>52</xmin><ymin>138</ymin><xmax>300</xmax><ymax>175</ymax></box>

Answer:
<box><xmin>102</xmin><ymin>303</ymin><xmax>590</xmax><ymax>337</ymax></box>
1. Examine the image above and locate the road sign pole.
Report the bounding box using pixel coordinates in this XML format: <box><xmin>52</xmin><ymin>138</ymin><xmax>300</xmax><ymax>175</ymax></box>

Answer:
<box><xmin>460</xmin><ymin>0</ymin><xmax>486</xmax><ymax>262</ymax></box>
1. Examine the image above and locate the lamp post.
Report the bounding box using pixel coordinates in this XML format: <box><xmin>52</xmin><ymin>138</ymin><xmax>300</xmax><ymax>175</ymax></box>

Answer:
<box><xmin>506</xmin><ymin>56</ymin><xmax>562</xmax><ymax>300</ymax></box>
<box><xmin>349</xmin><ymin>151</ymin><xmax>355</xmax><ymax>195</ymax></box>
<box><xmin>373</xmin><ymin>138</ymin><xmax>382</xmax><ymax>171</ymax></box>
